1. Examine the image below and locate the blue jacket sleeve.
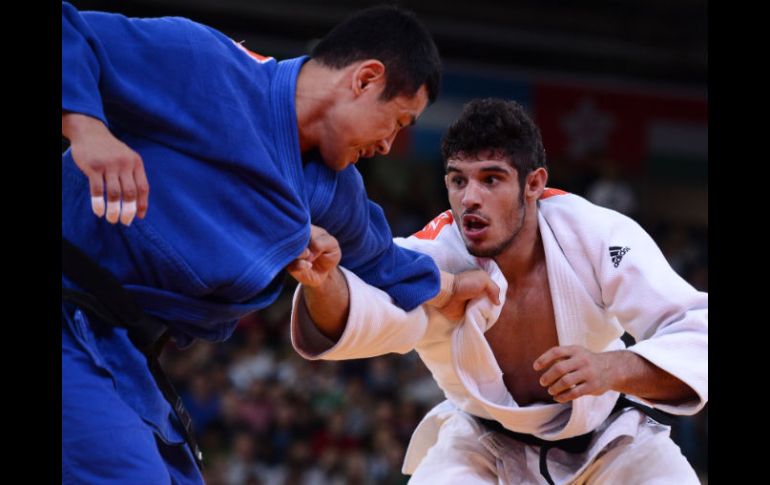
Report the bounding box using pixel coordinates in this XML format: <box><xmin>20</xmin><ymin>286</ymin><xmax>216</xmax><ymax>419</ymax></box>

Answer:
<box><xmin>62</xmin><ymin>2</ymin><xmax>107</xmax><ymax>122</ymax></box>
<box><xmin>314</xmin><ymin>166</ymin><xmax>440</xmax><ymax>312</ymax></box>
<box><xmin>62</xmin><ymin>2</ymin><xmax>269</xmax><ymax>143</ymax></box>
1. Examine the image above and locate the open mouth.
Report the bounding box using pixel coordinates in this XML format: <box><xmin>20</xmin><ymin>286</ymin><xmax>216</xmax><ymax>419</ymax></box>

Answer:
<box><xmin>351</xmin><ymin>149</ymin><xmax>368</xmax><ymax>164</ymax></box>
<box><xmin>357</xmin><ymin>148</ymin><xmax>375</xmax><ymax>160</ymax></box>
<box><xmin>462</xmin><ymin>214</ymin><xmax>490</xmax><ymax>238</ymax></box>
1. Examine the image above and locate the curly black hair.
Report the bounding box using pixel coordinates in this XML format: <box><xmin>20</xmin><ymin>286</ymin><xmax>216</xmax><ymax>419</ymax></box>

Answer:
<box><xmin>441</xmin><ymin>98</ymin><xmax>547</xmax><ymax>189</ymax></box>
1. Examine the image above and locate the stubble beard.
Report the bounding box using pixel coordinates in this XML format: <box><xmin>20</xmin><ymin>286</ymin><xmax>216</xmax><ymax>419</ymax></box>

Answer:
<box><xmin>465</xmin><ymin>200</ymin><xmax>526</xmax><ymax>258</ymax></box>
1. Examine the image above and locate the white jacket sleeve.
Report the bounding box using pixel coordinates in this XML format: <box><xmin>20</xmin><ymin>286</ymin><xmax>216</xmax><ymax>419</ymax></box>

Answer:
<box><xmin>291</xmin><ymin>266</ymin><xmax>430</xmax><ymax>360</ymax></box>
<box><xmin>598</xmin><ymin>211</ymin><xmax>708</xmax><ymax>415</ymax></box>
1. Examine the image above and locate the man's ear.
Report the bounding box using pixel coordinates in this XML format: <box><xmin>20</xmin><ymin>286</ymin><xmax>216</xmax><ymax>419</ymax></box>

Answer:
<box><xmin>525</xmin><ymin>167</ymin><xmax>548</xmax><ymax>201</ymax></box>
<box><xmin>351</xmin><ymin>59</ymin><xmax>386</xmax><ymax>96</ymax></box>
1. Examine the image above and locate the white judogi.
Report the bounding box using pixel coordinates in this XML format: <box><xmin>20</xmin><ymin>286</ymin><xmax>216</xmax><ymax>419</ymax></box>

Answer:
<box><xmin>291</xmin><ymin>190</ymin><xmax>707</xmax><ymax>484</ymax></box>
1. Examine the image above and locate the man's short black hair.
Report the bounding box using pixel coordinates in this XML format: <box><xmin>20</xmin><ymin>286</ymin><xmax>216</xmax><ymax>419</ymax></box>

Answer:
<box><xmin>441</xmin><ymin>98</ymin><xmax>547</xmax><ymax>188</ymax></box>
<box><xmin>311</xmin><ymin>5</ymin><xmax>441</xmax><ymax>104</ymax></box>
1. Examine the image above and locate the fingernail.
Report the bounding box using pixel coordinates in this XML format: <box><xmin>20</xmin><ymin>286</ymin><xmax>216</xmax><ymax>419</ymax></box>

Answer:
<box><xmin>91</xmin><ymin>196</ymin><xmax>105</xmax><ymax>217</ymax></box>
<box><xmin>106</xmin><ymin>200</ymin><xmax>120</xmax><ymax>223</ymax></box>
<box><xmin>121</xmin><ymin>201</ymin><xmax>137</xmax><ymax>226</ymax></box>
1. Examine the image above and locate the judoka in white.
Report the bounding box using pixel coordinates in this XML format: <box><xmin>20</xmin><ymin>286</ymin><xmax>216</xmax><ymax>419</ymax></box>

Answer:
<box><xmin>286</xmin><ymin>98</ymin><xmax>707</xmax><ymax>484</ymax></box>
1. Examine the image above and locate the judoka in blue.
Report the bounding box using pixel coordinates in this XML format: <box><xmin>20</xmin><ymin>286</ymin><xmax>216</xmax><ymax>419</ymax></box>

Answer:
<box><xmin>62</xmin><ymin>2</ymin><xmax>443</xmax><ymax>482</ymax></box>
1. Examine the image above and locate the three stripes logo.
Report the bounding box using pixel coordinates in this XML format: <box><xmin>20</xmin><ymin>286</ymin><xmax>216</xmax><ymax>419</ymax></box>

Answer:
<box><xmin>609</xmin><ymin>246</ymin><xmax>630</xmax><ymax>268</ymax></box>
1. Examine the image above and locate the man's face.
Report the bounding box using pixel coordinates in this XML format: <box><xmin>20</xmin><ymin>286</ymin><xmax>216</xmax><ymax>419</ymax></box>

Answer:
<box><xmin>445</xmin><ymin>154</ymin><xmax>526</xmax><ymax>257</ymax></box>
<box><xmin>320</xmin><ymin>84</ymin><xmax>429</xmax><ymax>171</ymax></box>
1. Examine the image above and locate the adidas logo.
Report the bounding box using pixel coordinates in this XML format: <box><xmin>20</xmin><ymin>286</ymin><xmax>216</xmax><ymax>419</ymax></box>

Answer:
<box><xmin>609</xmin><ymin>246</ymin><xmax>630</xmax><ymax>267</ymax></box>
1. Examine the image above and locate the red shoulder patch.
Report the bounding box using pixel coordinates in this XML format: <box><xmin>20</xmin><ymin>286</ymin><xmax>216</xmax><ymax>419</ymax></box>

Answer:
<box><xmin>539</xmin><ymin>187</ymin><xmax>569</xmax><ymax>200</ymax></box>
<box><xmin>413</xmin><ymin>210</ymin><xmax>454</xmax><ymax>240</ymax></box>
<box><xmin>244</xmin><ymin>49</ymin><xmax>272</xmax><ymax>62</ymax></box>
<box><xmin>233</xmin><ymin>41</ymin><xmax>274</xmax><ymax>63</ymax></box>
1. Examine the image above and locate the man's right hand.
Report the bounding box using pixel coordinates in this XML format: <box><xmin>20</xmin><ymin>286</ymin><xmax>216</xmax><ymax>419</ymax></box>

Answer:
<box><xmin>286</xmin><ymin>225</ymin><xmax>342</xmax><ymax>289</ymax></box>
<box><xmin>428</xmin><ymin>269</ymin><xmax>500</xmax><ymax>321</ymax></box>
<box><xmin>62</xmin><ymin>112</ymin><xmax>150</xmax><ymax>226</ymax></box>
<box><xmin>286</xmin><ymin>225</ymin><xmax>349</xmax><ymax>341</ymax></box>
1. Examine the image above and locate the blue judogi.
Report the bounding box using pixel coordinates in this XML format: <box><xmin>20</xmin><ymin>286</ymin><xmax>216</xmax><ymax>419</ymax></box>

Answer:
<box><xmin>62</xmin><ymin>2</ymin><xmax>439</xmax><ymax>482</ymax></box>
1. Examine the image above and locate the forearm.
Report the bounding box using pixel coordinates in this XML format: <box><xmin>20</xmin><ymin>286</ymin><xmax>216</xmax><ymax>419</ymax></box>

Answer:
<box><xmin>62</xmin><ymin>112</ymin><xmax>106</xmax><ymax>142</ymax></box>
<box><xmin>301</xmin><ymin>267</ymin><xmax>350</xmax><ymax>342</ymax></box>
<box><xmin>605</xmin><ymin>350</ymin><xmax>697</xmax><ymax>404</ymax></box>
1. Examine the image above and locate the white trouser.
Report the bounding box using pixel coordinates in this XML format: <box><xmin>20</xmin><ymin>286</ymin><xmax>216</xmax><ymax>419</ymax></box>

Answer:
<box><xmin>408</xmin><ymin>408</ymin><xmax>700</xmax><ymax>485</ymax></box>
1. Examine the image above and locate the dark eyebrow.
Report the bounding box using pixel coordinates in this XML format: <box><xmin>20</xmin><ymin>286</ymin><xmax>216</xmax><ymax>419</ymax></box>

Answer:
<box><xmin>477</xmin><ymin>165</ymin><xmax>511</xmax><ymax>174</ymax></box>
<box><xmin>446</xmin><ymin>165</ymin><xmax>462</xmax><ymax>174</ymax></box>
<box><xmin>446</xmin><ymin>163</ymin><xmax>513</xmax><ymax>175</ymax></box>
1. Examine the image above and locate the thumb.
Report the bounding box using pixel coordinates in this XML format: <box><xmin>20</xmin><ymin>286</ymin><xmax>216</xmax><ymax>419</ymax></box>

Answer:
<box><xmin>486</xmin><ymin>280</ymin><xmax>501</xmax><ymax>305</ymax></box>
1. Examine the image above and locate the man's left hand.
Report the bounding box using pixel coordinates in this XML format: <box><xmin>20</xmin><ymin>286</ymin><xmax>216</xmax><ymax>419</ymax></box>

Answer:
<box><xmin>533</xmin><ymin>345</ymin><xmax>615</xmax><ymax>403</ymax></box>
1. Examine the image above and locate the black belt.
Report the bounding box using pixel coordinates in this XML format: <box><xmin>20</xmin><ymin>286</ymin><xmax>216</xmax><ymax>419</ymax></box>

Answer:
<box><xmin>61</xmin><ymin>239</ymin><xmax>204</xmax><ymax>470</ymax></box>
<box><xmin>477</xmin><ymin>395</ymin><xmax>676</xmax><ymax>484</ymax></box>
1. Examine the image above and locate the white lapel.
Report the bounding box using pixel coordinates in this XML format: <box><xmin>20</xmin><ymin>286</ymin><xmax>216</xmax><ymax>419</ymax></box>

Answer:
<box><xmin>447</xmin><ymin>210</ymin><xmax>621</xmax><ymax>439</ymax></box>
<box><xmin>538</xmin><ymin>210</ymin><xmax>623</xmax><ymax>438</ymax></box>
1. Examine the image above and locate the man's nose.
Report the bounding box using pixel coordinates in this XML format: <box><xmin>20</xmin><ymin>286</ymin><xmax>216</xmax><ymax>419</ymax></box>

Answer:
<box><xmin>376</xmin><ymin>132</ymin><xmax>397</xmax><ymax>155</ymax></box>
<box><xmin>461</xmin><ymin>181</ymin><xmax>482</xmax><ymax>208</ymax></box>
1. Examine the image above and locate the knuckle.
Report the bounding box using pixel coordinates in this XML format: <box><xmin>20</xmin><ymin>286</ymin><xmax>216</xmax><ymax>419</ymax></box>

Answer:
<box><xmin>106</xmin><ymin>186</ymin><xmax>121</xmax><ymax>199</ymax></box>
<box><xmin>119</xmin><ymin>157</ymin><xmax>134</xmax><ymax>170</ymax></box>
